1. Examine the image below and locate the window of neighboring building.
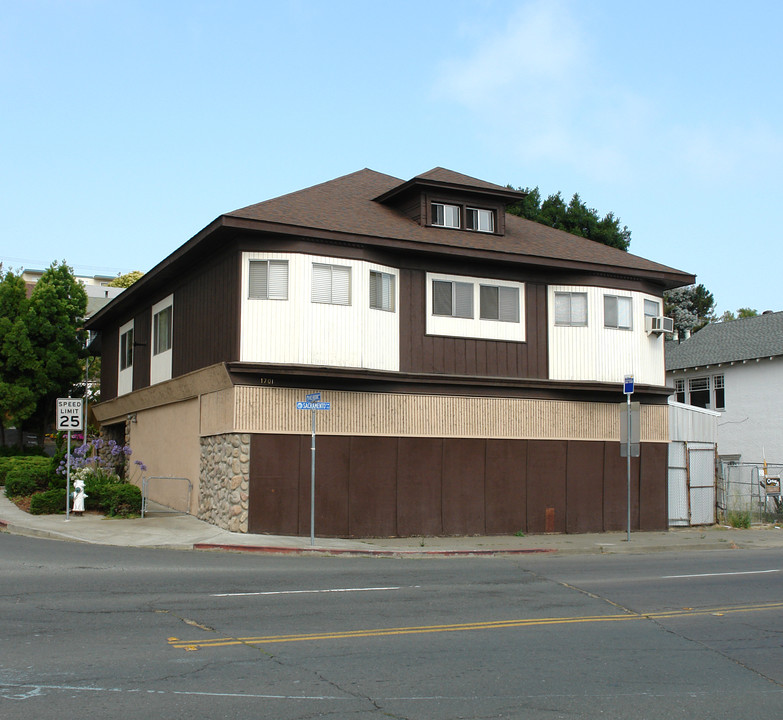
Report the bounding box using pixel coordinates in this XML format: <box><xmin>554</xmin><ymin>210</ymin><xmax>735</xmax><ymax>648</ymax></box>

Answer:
<box><xmin>431</xmin><ymin>202</ymin><xmax>460</xmax><ymax>228</ymax></box>
<box><xmin>249</xmin><ymin>259</ymin><xmax>288</xmax><ymax>300</ymax></box>
<box><xmin>554</xmin><ymin>292</ymin><xmax>588</xmax><ymax>326</ymax></box>
<box><xmin>604</xmin><ymin>295</ymin><xmax>633</xmax><ymax>330</ymax></box>
<box><xmin>688</xmin><ymin>377</ymin><xmax>710</xmax><ymax>408</ymax></box>
<box><xmin>480</xmin><ymin>284</ymin><xmax>519</xmax><ymax>322</ymax></box>
<box><xmin>433</xmin><ymin>280</ymin><xmax>473</xmax><ymax>318</ymax></box>
<box><xmin>369</xmin><ymin>270</ymin><xmax>395</xmax><ymax>312</ymax></box>
<box><xmin>466</xmin><ymin>207</ymin><xmax>495</xmax><ymax>233</ymax></box>
<box><xmin>153</xmin><ymin>305</ymin><xmax>172</xmax><ymax>356</ymax></box>
<box><xmin>120</xmin><ymin>327</ymin><xmax>134</xmax><ymax>370</ymax></box>
<box><xmin>312</xmin><ymin>263</ymin><xmax>351</xmax><ymax>305</ymax></box>
<box><xmin>713</xmin><ymin>375</ymin><xmax>725</xmax><ymax>410</ymax></box>
<box><xmin>644</xmin><ymin>299</ymin><xmax>660</xmax><ymax>318</ymax></box>
<box><xmin>675</xmin><ymin>378</ymin><xmax>686</xmax><ymax>404</ymax></box>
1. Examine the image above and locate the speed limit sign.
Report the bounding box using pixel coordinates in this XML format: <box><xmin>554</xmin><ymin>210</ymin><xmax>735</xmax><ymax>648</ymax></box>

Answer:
<box><xmin>56</xmin><ymin>398</ymin><xmax>84</xmax><ymax>431</ymax></box>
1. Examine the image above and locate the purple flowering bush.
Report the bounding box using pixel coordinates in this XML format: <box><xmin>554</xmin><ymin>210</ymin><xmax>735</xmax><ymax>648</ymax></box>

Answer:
<box><xmin>56</xmin><ymin>436</ymin><xmax>147</xmax><ymax>517</ymax></box>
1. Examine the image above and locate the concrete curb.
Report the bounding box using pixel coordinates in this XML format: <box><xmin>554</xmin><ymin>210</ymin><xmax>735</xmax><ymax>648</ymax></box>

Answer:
<box><xmin>193</xmin><ymin>543</ymin><xmax>559</xmax><ymax>557</ymax></box>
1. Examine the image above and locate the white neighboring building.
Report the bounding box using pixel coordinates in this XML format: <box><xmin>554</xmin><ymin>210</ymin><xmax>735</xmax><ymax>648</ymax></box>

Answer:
<box><xmin>22</xmin><ymin>268</ymin><xmax>125</xmax><ymax>317</ymax></box>
<box><xmin>666</xmin><ymin>311</ymin><xmax>783</xmax><ymax>465</ymax></box>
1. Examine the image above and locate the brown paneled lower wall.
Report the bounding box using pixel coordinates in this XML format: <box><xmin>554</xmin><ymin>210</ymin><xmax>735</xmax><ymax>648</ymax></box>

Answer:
<box><xmin>248</xmin><ymin>435</ymin><xmax>668</xmax><ymax>537</ymax></box>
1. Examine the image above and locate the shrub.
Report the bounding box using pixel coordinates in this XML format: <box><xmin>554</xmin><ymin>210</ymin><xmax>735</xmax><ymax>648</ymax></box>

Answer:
<box><xmin>29</xmin><ymin>488</ymin><xmax>68</xmax><ymax>515</ymax></box>
<box><xmin>0</xmin><ymin>445</ymin><xmax>46</xmax><ymax>458</ymax></box>
<box><xmin>4</xmin><ymin>458</ymin><xmax>55</xmax><ymax>497</ymax></box>
<box><xmin>107</xmin><ymin>483</ymin><xmax>142</xmax><ymax>517</ymax></box>
<box><xmin>728</xmin><ymin>510</ymin><xmax>751</xmax><ymax>529</ymax></box>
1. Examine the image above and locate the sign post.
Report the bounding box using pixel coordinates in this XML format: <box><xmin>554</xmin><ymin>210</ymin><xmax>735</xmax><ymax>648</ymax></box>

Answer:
<box><xmin>622</xmin><ymin>376</ymin><xmax>634</xmax><ymax>542</ymax></box>
<box><xmin>56</xmin><ymin>398</ymin><xmax>84</xmax><ymax>520</ymax></box>
<box><xmin>297</xmin><ymin>393</ymin><xmax>331</xmax><ymax>546</ymax></box>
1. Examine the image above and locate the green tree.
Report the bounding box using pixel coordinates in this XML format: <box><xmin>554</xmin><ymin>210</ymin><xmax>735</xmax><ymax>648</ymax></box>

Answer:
<box><xmin>507</xmin><ymin>187</ymin><xmax>631</xmax><ymax>251</ymax></box>
<box><xmin>107</xmin><ymin>270</ymin><xmax>143</xmax><ymax>288</ymax></box>
<box><xmin>24</xmin><ymin>262</ymin><xmax>88</xmax><ymax>437</ymax></box>
<box><xmin>0</xmin><ymin>267</ymin><xmax>40</xmax><ymax>444</ymax></box>
<box><xmin>664</xmin><ymin>284</ymin><xmax>716</xmax><ymax>339</ymax></box>
<box><xmin>719</xmin><ymin>307</ymin><xmax>759</xmax><ymax>322</ymax></box>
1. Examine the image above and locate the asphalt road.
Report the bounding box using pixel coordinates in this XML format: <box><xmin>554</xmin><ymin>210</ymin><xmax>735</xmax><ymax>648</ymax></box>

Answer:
<box><xmin>1</xmin><ymin>534</ymin><xmax>782</xmax><ymax>719</ymax></box>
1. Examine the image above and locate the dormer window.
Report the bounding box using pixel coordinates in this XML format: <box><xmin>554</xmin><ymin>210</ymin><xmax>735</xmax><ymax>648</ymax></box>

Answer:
<box><xmin>431</xmin><ymin>202</ymin><xmax>460</xmax><ymax>228</ymax></box>
<box><xmin>466</xmin><ymin>207</ymin><xmax>494</xmax><ymax>233</ymax></box>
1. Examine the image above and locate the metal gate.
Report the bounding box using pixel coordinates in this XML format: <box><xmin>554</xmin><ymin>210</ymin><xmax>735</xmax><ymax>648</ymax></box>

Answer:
<box><xmin>668</xmin><ymin>441</ymin><xmax>716</xmax><ymax>526</ymax></box>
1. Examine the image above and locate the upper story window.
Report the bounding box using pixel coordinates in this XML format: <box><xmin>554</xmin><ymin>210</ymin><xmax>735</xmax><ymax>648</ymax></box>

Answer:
<box><xmin>120</xmin><ymin>327</ymin><xmax>134</xmax><ymax>370</ymax></box>
<box><xmin>431</xmin><ymin>202</ymin><xmax>460</xmax><ymax>228</ymax></box>
<box><xmin>433</xmin><ymin>279</ymin><xmax>473</xmax><ymax>318</ymax></box>
<box><xmin>370</xmin><ymin>270</ymin><xmax>395</xmax><ymax>312</ymax></box>
<box><xmin>312</xmin><ymin>263</ymin><xmax>351</xmax><ymax>305</ymax></box>
<box><xmin>554</xmin><ymin>292</ymin><xmax>588</xmax><ymax>326</ymax></box>
<box><xmin>676</xmin><ymin>374</ymin><xmax>725</xmax><ymax>410</ymax></box>
<box><xmin>644</xmin><ymin>299</ymin><xmax>660</xmax><ymax>318</ymax></box>
<box><xmin>604</xmin><ymin>295</ymin><xmax>632</xmax><ymax>330</ymax></box>
<box><xmin>466</xmin><ymin>207</ymin><xmax>495</xmax><ymax>233</ymax></box>
<box><xmin>480</xmin><ymin>284</ymin><xmax>519</xmax><ymax>323</ymax></box>
<box><xmin>153</xmin><ymin>305</ymin><xmax>172</xmax><ymax>355</ymax></box>
<box><xmin>249</xmin><ymin>259</ymin><xmax>288</xmax><ymax>300</ymax></box>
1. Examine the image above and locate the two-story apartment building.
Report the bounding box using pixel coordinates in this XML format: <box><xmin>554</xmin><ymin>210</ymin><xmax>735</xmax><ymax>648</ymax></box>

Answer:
<box><xmin>85</xmin><ymin>168</ymin><xmax>694</xmax><ymax>536</ymax></box>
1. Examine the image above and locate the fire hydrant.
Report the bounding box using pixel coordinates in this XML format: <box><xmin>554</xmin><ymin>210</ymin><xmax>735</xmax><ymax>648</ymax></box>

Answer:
<box><xmin>72</xmin><ymin>478</ymin><xmax>87</xmax><ymax>516</ymax></box>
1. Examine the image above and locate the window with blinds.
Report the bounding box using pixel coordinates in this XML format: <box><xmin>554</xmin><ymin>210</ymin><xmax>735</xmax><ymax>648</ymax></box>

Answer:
<box><xmin>554</xmin><ymin>292</ymin><xmax>588</xmax><ymax>326</ymax></box>
<box><xmin>249</xmin><ymin>260</ymin><xmax>288</xmax><ymax>300</ymax></box>
<box><xmin>480</xmin><ymin>285</ymin><xmax>519</xmax><ymax>322</ymax></box>
<box><xmin>370</xmin><ymin>270</ymin><xmax>395</xmax><ymax>312</ymax></box>
<box><xmin>604</xmin><ymin>295</ymin><xmax>633</xmax><ymax>330</ymax></box>
<box><xmin>312</xmin><ymin>263</ymin><xmax>351</xmax><ymax>305</ymax></box>
<box><xmin>433</xmin><ymin>280</ymin><xmax>473</xmax><ymax>318</ymax></box>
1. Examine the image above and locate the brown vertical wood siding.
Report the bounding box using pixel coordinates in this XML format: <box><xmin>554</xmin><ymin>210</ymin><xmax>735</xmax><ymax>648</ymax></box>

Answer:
<box><xmin>100</xmin><ymin>327</ymin><xmax>119</xmax><ymax>402</ymax></box>
<box><xmin>248</xmin><ymin>435</ymin><xmax>668</xmax><ymax>537</ymax></box>
<box><xmin>132</xmin><ymin>309</ymin><xmax>151</xmax><ymax>391</ymax></box>
<box><xmin>173</xmin><ymin>249</ymin><xmax>240</xmax><ymax>377</ymax></box>
<box><xmin>399</xmin><ymin>269</ymin><xmax>548</xmax><ymax>379</ymax></box>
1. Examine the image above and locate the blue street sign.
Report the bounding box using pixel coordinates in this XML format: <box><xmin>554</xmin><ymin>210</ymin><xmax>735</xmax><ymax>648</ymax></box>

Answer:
<box><xmin>623</xmin><ymin>376</ymin><xmax>634</xmax><ymax>395</ymax></box>
<box><xmin>297</xmin><ymin>401</ymin><xmax>331</xmax><ymax>411</ymax></box>
<box><xmin>306</xmin><ymin>392</ymin><xmax>321</xmax><ymax>402</ymax></box>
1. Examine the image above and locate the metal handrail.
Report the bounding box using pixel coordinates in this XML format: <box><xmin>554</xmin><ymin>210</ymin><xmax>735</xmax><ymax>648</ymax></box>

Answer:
<box><xmin>141</xmin><ymin>476</ymin><xmax>192</xmax><ymax>518</ymax></box>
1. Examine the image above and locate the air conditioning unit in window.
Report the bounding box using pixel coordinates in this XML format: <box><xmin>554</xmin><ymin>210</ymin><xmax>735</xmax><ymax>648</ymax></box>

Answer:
<box><xmin>645</xmin><ymin>316</ymin><xmax>675</xmax><ymax>335</ymax></box>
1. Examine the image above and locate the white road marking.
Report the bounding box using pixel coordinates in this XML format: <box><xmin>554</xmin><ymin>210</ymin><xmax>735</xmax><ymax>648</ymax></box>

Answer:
<box><xmin>661</xmin><ymin>569</ymin><xmax>780</xmax><ymax>579</ymax></box>
<box><xmin>211</xmin><ymin>585</ymin><xmax>412</xmax><ymax>598</ymax></box>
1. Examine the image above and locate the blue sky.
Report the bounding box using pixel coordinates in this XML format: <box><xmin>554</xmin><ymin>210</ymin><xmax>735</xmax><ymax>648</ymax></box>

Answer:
<box><xmin>2</xmin><ymin>0</ymin><xmax>780</xmax><ymax>315</ymax></box>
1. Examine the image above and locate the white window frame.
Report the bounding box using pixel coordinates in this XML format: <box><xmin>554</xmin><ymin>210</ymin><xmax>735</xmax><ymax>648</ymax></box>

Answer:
<box><xmin>249</xmin><ymin>259</ymin><xmax>288</xmax><ymax>300</ymax></box>
<box><xmin>604</xmin><ymin>294</ymin><xmax>633</xmax><ymax>330</ymax></box>
<box><xmin>554</xmin><ymin>292</ymin><xmax>588</xmax><ymax>326</ymax></box>
<box><xmin>466</xmin><ymin>207</ymin><xmax>495</xmax><ymax>233</ymax></box>
<box><xmin>644</xmin><ymin>299</ymin><xmax>660</xmax><ymax>318</ymax></box>
<box><xmin>312</xmin><ymin>263</ymin><xmax>351</xmax><ymax>306</ymax></box>
<box><xmin>479</xmin><ymin>284</ymin><xmax>520</xmax><ymax>323</ymax></box>
<box><xmin>152</xmin><ymin>304</ymin><xmax>172</xmax><ymax>356</ymax></box>
<box><xmin>369</xmin><ymin>270</ymin><xmax>395</xmax><ymax>312</ymax></box>
<box><xmin>432</xmin><ymin>279</ymin><xmax>474</xmax><ymax>319</ymax></box>
<box><xmin>119</xmin><ymin>326</ymin><xmax>134</xmax><ymax>370</ymax></box>
<box><xmin>431</xmin><ymin>202</ymin><xmax>461</xmax><ymax>228</ymax></box>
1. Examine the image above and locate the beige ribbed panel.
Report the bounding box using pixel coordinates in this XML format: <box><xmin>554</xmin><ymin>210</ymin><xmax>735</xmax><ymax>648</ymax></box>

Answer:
<box><xmin>219</xmin><ymin>386</ymin><xmax>668</xmax><ymax>442</ymax></box>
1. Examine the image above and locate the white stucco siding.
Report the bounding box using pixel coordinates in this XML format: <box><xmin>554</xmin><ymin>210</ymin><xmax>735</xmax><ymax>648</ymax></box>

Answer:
<box><xmin>239</xmin><ymin>252</ymin><xmax>399</xmax><ymax>371</ymax></box>
<box><xmin>711</xmin><ymin>359</ymin><xmax>783</xmax><ymax>463</ymax></box>
<box><xmin>548</xmin><ymin>285</ymin><xmax>666</xmax><ymax>386</ymax></box>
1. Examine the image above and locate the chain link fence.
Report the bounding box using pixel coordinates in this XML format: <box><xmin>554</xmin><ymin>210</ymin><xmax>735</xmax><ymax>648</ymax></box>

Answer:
<box><xmin>718</xmin><ymin>462</ymin><xmax>783</xmax><ymax>525</ymax></box>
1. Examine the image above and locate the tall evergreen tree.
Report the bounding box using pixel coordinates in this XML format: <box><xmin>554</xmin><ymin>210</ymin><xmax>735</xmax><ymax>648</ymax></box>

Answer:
<box><xmin>507</xmin><ymin>187</ymin><xmax>631</xmax><ymax>251</ymax></box>
<box><xmin>23</xmin><ymin>262</ymin><xmax>88</xmax><ymax>436</ymax></box>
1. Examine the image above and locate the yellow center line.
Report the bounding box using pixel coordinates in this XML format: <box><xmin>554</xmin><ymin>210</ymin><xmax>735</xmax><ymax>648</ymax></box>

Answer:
<box><xmin>167</xmin><ymin>601</ymin><xmax>783</xmax><ymax>650</ymax></box>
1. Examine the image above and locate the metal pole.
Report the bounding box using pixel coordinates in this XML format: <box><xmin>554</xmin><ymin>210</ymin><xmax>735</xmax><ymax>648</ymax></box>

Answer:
<box><xmin>626</xmin><ymin>391</ymin><xmax>631</xmax><ymax>542</ymax></box>
<box><xmin>310</xmin><ymin>408</ymin><xmax>316</xmax><ymax>546</ymax></box>
<box><xmin>66</xmin><ymin>428</ymin><xmax>71</xmax><ymax>521</ymax></box>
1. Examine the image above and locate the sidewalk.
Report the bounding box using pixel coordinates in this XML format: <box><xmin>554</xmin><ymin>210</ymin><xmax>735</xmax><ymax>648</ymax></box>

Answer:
<box><xmin>2</xmin><ymin>493</ymin><xmax>783</xmax><ymax>557</ymax></box>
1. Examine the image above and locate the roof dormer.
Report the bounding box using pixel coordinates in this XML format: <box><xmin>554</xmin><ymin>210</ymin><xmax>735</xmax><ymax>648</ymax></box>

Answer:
<box><xmin>374</xmin><ymin>167</ymin><xmax>526</xmax><ymax>236</ymax></box>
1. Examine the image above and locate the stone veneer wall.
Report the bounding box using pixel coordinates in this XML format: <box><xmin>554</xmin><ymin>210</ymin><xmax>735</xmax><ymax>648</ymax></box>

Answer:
<box><xmin>199</xmin><ymin>433</ymin><xmax>250</xmax><ymax>532</ymax></box>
